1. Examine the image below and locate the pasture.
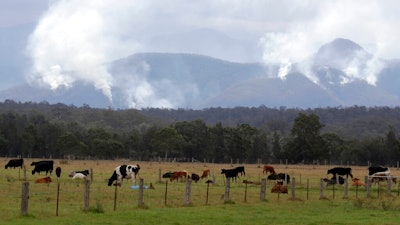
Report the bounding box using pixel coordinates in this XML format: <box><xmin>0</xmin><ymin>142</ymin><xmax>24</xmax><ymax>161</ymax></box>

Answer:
<box><xmin>1</xmin><ymin>158</ymin><xmax>400</xmax><ymax>225</ymax></box>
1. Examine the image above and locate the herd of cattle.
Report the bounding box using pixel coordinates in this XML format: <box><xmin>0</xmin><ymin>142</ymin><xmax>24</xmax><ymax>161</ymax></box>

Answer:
<box><xmin>3</xmin><ymin>158</ymin><xmax>399</xmax><ymax>193</ymax></box>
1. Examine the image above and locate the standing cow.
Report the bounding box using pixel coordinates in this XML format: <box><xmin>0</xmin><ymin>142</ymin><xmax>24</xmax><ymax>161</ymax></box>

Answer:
<box><xmin>108</xmin><ymin>164</ymin><xmax>140</xmax><ymax>186</ymax></box>
<box><xmin>327</xmin><ymin>167</ymin><xmax>353</xmax><ymax>179</ymax></box>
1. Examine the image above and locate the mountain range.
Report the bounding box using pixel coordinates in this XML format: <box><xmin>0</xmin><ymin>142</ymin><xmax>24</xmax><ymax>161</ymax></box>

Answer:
<box><xmin>1</xmin><ymin>37</ymin><xmax>400</xmax><ymax>109</ymax></box>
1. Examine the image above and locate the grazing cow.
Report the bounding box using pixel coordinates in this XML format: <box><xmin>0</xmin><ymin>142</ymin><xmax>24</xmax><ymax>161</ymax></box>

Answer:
<box><xmin>170</xmin><ymin>171</ymin><xmax>188</xmax><ymax>182</ymax></box>
<box><xmin>31</xmin><ymin>160</ymin><xmax>54</xmax><ymax>175</ymax></box>
<box><xmin>327</xmin><ymin>167</ymin><xmax>353</xmax><ymax>179</ymax></box>
<box><xmin>352</xmin><ymin>177</ymin><xmax>365</xmax><ymax>186</ymax></box>
<box><xmin>5</xmin><ymin>159</ymin><xmax>24</xmax><ymax>169</ymax></box>
<box><xmin>323</xmin><ymin>175</ymin><xmax>345</xmax><ymax>186</ymax></box>
<box><xmin>262</xmin><ymin>165</ymin><xmax>276</xmax><ymax>175</ymax></box>
<box><xmin>107</xmin><ymin>164</ymin><xmax>140</xmax><ymax>186</ymax></box>
<box><xmin>69</xmin><ymin>169</ymin><xmax>90</xmax><ymax>177</ymax></box>
<box><xmin>369</xmin><ymin>170</ymin><xmax>396</xmax><ymax>184</ymax></box>
<box><xmin>35</xmin><ymin>176</ymin><xmax>52</xmax><ymax>183</ymax></box>
<box><xmin>72</xmin><ymin>173</ymin><xmax>87</xmax><ymax>179</ymax></box>
<box><xmin>221</xmin><ymin>168</ymin><xmax>240</xmax><ymax>182</ymax></box>
<box><xmin>271</xmin><ymin>181</ymin><xmax>288</xmax><ymax>193</ymax></box>
<box><xmin>368</xmin><ymin>166</ymin><xmax>389</xmax><ymax>175</ymax></box>
<box><xmin>201</xmin><ymin>169</ymin><xmax>210</xmax><ymax>179</ymax></box>
<box><xmin>162</xmin><ymin>171</ymin><xmax>175</xmax><ymax>178</ymax></box>
<box><xmin>55</xmin><ymin>167</ymin><xmax>61</xmax><ymax>178</ymax></box>
<box><xmin>267</xmin><ymin>173</ymin><xmax>291</xmax><ymax>184</ymax></box>
<box><xmin>191</xmin><ymin>173</ymin><xmax>200</xmax><ymax>183</ymax></box>
<box><xmin>235</xmin><ymin>166</ymin><xmax>245</xmax><ymax>176</ymax></box>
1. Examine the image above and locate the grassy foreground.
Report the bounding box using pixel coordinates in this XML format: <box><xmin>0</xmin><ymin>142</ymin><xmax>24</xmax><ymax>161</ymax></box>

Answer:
<box><xmin>1</xmin><ymin>159</ymin><xmax>400</xmax><ymax>225</ymax></box>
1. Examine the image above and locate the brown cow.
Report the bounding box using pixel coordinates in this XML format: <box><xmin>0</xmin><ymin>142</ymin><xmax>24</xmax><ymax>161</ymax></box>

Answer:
<box><xmin>170</xmin><ymin>170</ymin><xmax>188</xmax><ymax>182</ymax></box>
<box><xmin>263</xmin><ymin>165</ymin><xmax>276</xmax><ymax>174</ymax></box>
<box><xmin>271</xmin><ymin>181</ymin><xmax>288</xmax><ymax>193</ymax></box>
<box><xmin>201</xmin><ymin>169</ymin><xmax>210</xmax><ymax>179</ymax></box>
<box><xmin>35</xmin><ymin>176</ymin><xmax>52</xmax><ymax>183</ymax></box>
<box><xmin>352</xmin><ymin>177</ymin><xmax>365</xmax><ymax>186</ymax></box>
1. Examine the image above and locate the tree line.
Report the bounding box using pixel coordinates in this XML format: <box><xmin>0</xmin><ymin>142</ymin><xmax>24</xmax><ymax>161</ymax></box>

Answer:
<box><xmin>0</xmin><ymin>100</ymin><xmax>399</xmax><ymax>166</ymax></box>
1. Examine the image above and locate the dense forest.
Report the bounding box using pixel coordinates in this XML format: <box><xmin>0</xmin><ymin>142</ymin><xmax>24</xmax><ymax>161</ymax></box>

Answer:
<box><xmin>0</xmin><ymin>100</ymin><xmax>400</xmax><ymax>166</ymax></box>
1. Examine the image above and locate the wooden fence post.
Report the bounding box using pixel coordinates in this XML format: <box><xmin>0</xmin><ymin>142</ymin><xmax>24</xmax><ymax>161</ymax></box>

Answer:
<box><xmin>164</xmin><ymin>181</ymin><xmax>168</xmax><ymax>206</ymax></box>
<box><xmin>84</xmin><ymin>179</ymin><xmax>90</xmax><ymax>211</ymax></box>
<box><xmin>260</xmin><ymin>178</ymin><xmax>266</xmax><ymax>201</ymax></box>
<box><xmin>319</xmin><ymin>178</ymin><xmax>324</xmax><ymax>199</ymax></box>
<box><xmin>306</xmin><ymin>179</ymin><xmax>309</xmax><ymax>200</ymax></box>
<box><xmin>343</xmin><ymin>179</ymin><xmax>348</xmax><ymax>199</ymax></box>
<box><xmin>291</xmin><ymin>178</ymin><xmax>296</xmax><ymax>200</ymax></box>
<box><xmin>138</xmin><ymin>178</ymin><xmax>144</xmax><ymax>207</ymax></box>
<box><xmin>21</xmin><ymin>181</ymin><xmax>29</xmax><ymax>215</ymax></box>
<box><xmin>224</xmin><ymin>178</ymin><xmax>230</xmax><ymax>202</ymax></box>
<box><xmin>366</xmin><ymin>176</ymin><xmax>371</xmax><ymax>197</ymax></box>
<box><xmin>184</xmin><ymin>178</ymin><xmax>192</xmax><ymax>206</ymax></box>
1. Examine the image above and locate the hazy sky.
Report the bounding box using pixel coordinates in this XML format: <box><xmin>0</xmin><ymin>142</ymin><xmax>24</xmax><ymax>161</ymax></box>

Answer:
<box><xmin>2</xmin><ymin>0</ymin><xmax>400</xmax><ymax>108</ymax></box>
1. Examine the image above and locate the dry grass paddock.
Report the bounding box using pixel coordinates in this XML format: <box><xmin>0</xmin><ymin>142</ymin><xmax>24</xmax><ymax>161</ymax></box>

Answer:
<box><xmin>1</xmin><ymin>158</ymin><xmax>400</xmax><ymax>219</ymax></box>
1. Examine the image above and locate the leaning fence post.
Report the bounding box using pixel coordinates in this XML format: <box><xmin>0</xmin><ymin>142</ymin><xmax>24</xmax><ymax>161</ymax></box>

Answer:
<box><xmin>21</xmin><ymin>181</ymin><xmax>29</xmax><ymax>215</ymax></box>
<box><xmin>260</xmin><ymin>178</ymin><xmax>266</xmax><ymax>201</ymax></box>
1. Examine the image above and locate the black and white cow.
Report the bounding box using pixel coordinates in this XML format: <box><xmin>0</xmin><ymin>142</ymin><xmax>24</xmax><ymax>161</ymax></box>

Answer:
<box><xmin>107</xmin><ymin>164</ymin><xmax>140</xmax><ymax>186</ymax></box>
<box><xmin>5</xmin><ymin>158</ymin><xmax>24</xmax><ymax>169</ymax></box>
<box><xmin>267</xmin><ymin>173</ymin><xmax>291</xmax><ymax>184</ymax></box>
<box><xmin>31</xmin><ymin>160</ymin><xmax>54</xmax><ymax>175</ymax></box>
<box><xmin>327</xmin><ymin>167</ymin><xmax>353</xmax><ymax>179</ymax></box>
<box><xmin>368</xmin><ymin>166</ymin><xmax>389</xmax><ymax>175</ymax></box>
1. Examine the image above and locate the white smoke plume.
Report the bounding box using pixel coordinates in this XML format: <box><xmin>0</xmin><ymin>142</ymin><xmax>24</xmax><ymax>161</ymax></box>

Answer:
<box><xmin>259</xmin><ymin>0</ymin><xmax>400</xmax><ymax>85</ymax></box>
<box><xmin>27</xmin><ymin>0</ymin><xmax>142</xmax><ymax>102</ymax></box>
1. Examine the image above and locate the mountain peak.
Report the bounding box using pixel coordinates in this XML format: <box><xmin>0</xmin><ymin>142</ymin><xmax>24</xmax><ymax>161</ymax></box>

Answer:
<box><xmin>313</xmin><ymin>38</ymin><xmax>370</xmax><ymax>69</ymax></box>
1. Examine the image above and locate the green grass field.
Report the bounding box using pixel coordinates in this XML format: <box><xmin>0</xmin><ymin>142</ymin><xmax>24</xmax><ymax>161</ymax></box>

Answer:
<box><xmin>1</xmin><ymin>158</ymin><xmax>400</xmax><ymax>225</ymax></box>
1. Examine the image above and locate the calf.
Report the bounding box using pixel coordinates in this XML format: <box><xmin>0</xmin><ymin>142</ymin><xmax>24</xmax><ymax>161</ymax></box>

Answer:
<box><xmin>35</xmin><ymin>176</ymin><xmax>52</xmax><ymax>183</ymax></box>
<box><xmin>5</xmin><ymin>159</ymin><xmax>24</xmax><ymax>169</ymax></box>
<box><xmin>201</xmin><ymin>169</ymin><xmax>210</xmax><ymax>179</ymax></box>
<box><xmin>191</xmin><ymin>173</ymin><xmax>200</xmax><ymax>183</ymax></box>
<box><xmin>162</xmin><ymin>171</ymin><xmax>175</xmax><ymax>178</ymax></box>
<box><xmin>107</xmin><ymin>164</ymin><xmax>140</xmax><ymax>186</ymax></box>
<box><xmin>72</xmin><ymin>173</ymin><xmax>87</xmax><ymax>179</ymax></box>
<box><xmin>352</xmin><ymin>177</ymin><xmax>365</xmax><ymax>186</ymax></box>
<box><xmin>271</xmin><ymin>181</ymin><xmax>288</xmax><ymax>193</ymax></box>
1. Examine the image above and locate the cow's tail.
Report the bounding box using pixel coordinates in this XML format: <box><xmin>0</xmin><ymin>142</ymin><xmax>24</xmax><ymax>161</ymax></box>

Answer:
<box><xmin>108</xmin><ymin>171</ymin><xmax>117</xmax><ymax>186</ymax></box>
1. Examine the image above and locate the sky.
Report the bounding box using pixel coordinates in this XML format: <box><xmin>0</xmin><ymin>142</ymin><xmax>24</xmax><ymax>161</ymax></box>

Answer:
<box><xmin>1</xmin><ymin>0</ymin><xmax>400</xmax><ymax>108</ymax></box>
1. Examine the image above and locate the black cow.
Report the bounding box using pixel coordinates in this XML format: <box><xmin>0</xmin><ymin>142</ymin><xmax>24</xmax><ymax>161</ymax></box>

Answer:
<box><xmin>191</xmin><ymin>173</ymin><xmax>200</xmax><ymax>183</ymax></box>
<box><xmin>327</xmin><ymin>167</ymin><xmax>353</xmax><ymax>179</ymax></box>
<box><xmin>221</xmin><ymin>168</ymin><xmax>239</xmax><ymax>182</ymax></box>
<box><xmin>368</xmin><ymin>166</ymin><xmax>388</xmax><ymax>175</ymax></box>
<box><xmin>162</xmin><ymin>171</ymin><xmax>175</xmax><ymax>178</ymax></box>
<box><xmin>267</xmin><ymin>173</ymin><xmax>291</xmax><ymax>184</ymax></box>
<box><xmin>31</xmin><ymin>160</ymin><xmax>54</xmax><ymax>175</ymax></box>
<box><xmin>234</xmin><ymin>166</ymin><xmax>245</xmax><ymax>176</ymax></box>
<box><xmin>323</xmin><ymin>175</ymin><xmax>345</xmax><ymax>186</ymax></box>
<box><xmin>5</xmin><ymin>158</ymin><xmax>24</xmax><ymax>169</ymax></box>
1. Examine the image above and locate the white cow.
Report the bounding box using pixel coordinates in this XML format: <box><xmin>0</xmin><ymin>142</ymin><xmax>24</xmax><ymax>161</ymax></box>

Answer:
<box><xmin>107</xmin><ymin>164</ymin><xmax>140</xmax><ymax>186</ymax></box>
